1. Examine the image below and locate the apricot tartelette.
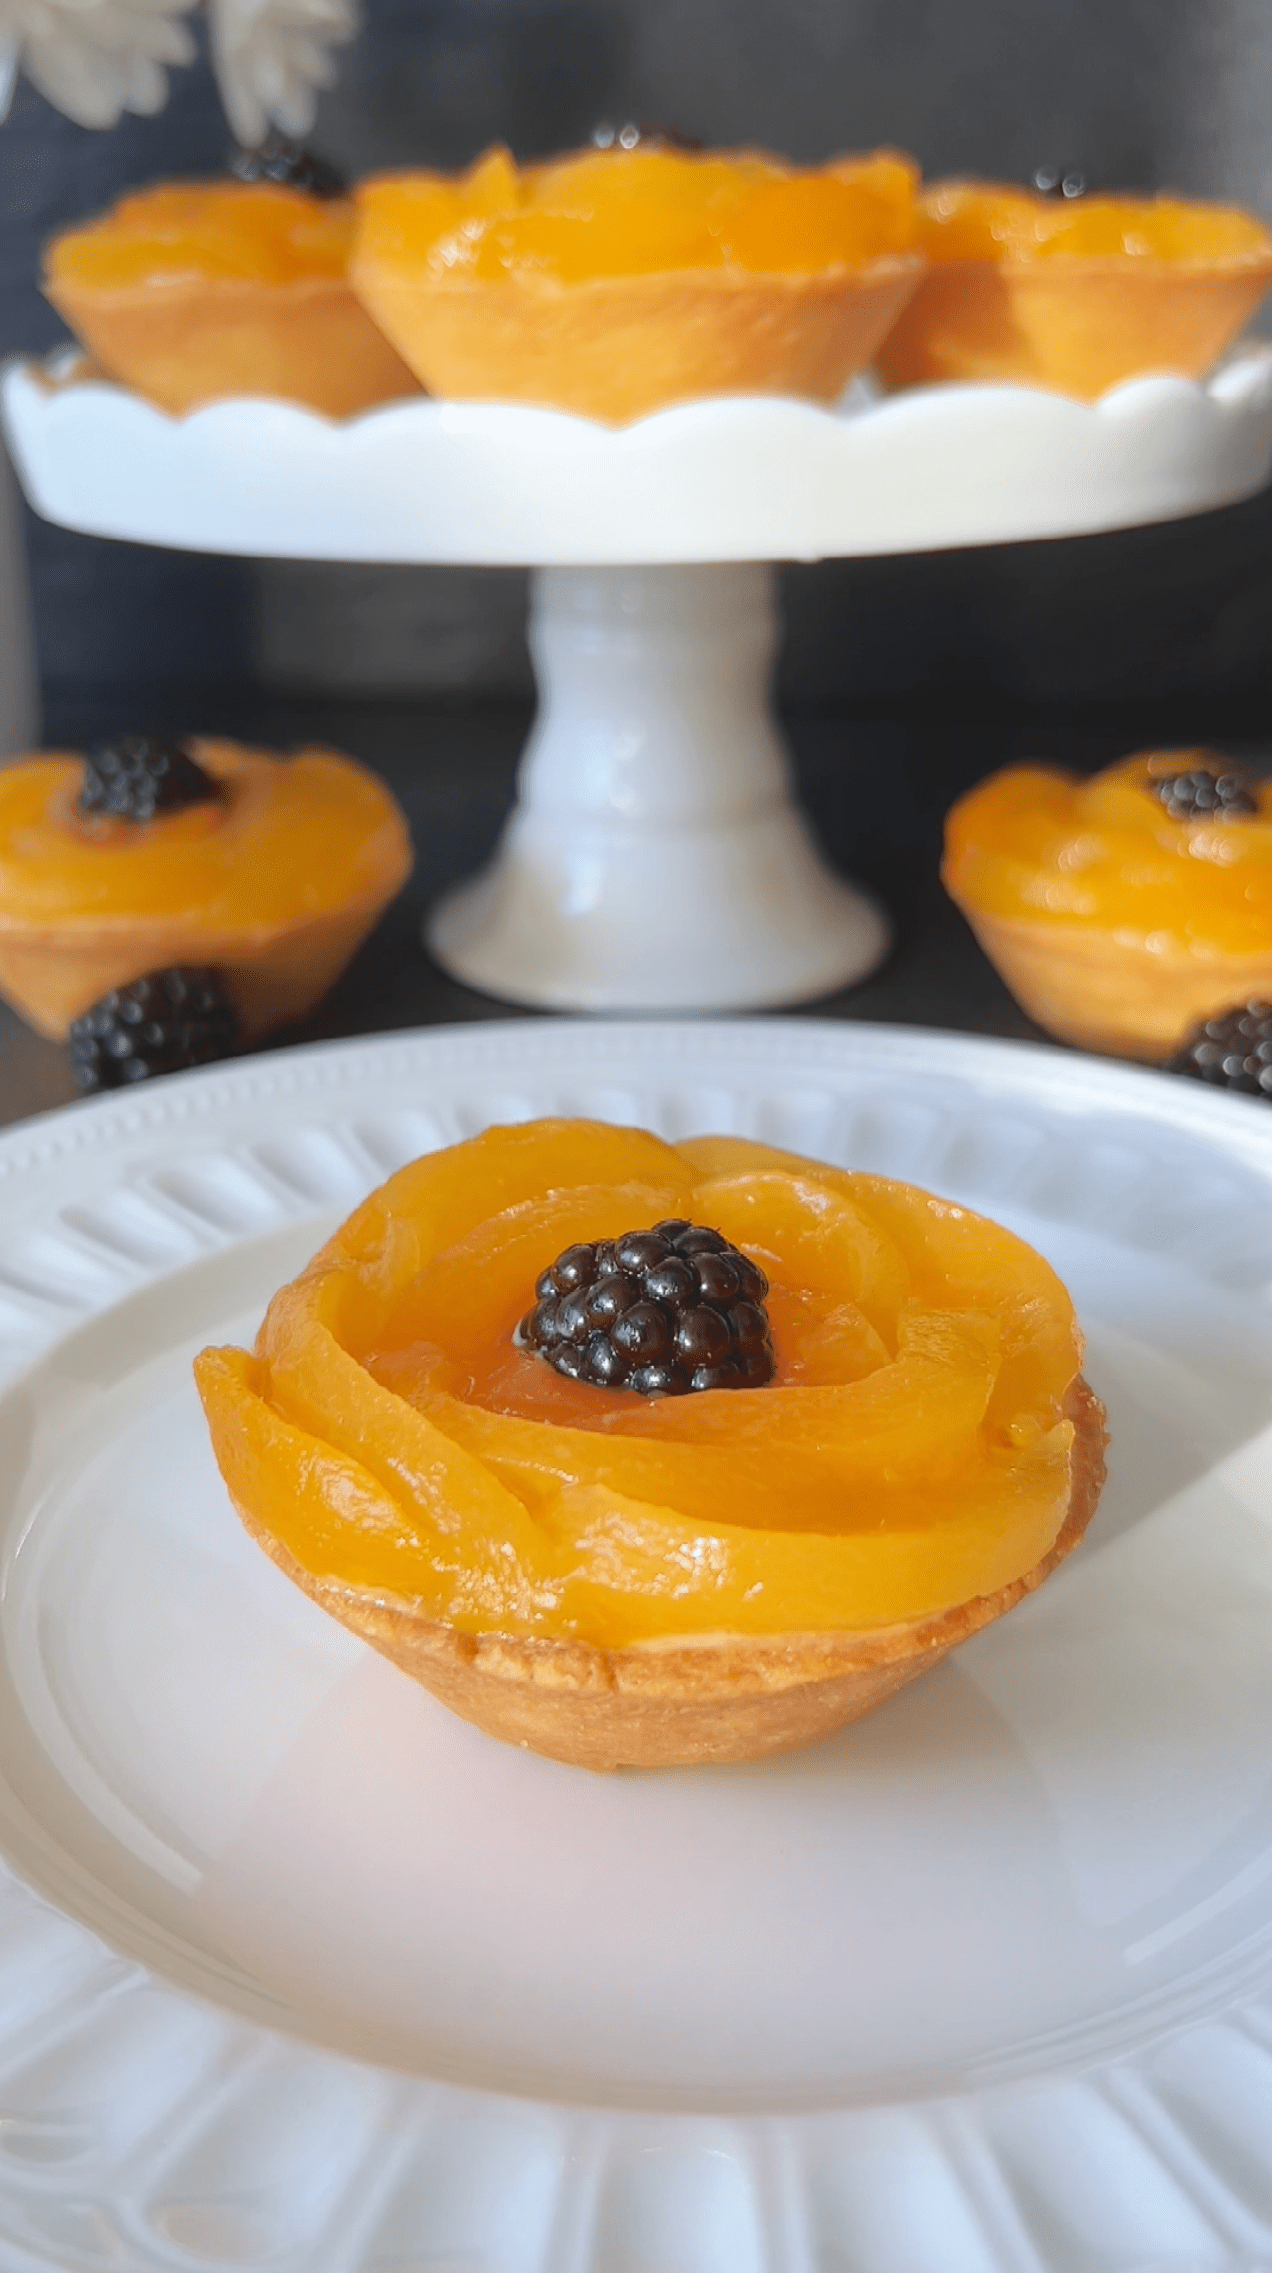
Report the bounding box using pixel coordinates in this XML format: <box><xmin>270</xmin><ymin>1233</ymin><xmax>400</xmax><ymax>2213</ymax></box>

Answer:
<box><xmin>44</xmin><ymin>179</ymin><xmax>421</xmax><ymax>417</ymax></box>
<box><xmin>350</xmin><ymin>142</ymin><xmax>924</xmax><ymax>424</ymax></box>
<box><xmin>874</xmin><ymin>179</ymin><xmax>1272</xmax><ymax>399</ymax></box>
<box><xmin>195</xmin><ymin>1117</ymin><xmax>1106</xmax><ymax>1770</ymax></box>
<box><xmin>943</xmin><ymin>750</ymin><xmax>1272</xmax><ymax>1059</ymax></box>
<box><xmin>0</xmin><ymin>734</ymin><xmax>412</xmax><ymax>1040</ymax></box>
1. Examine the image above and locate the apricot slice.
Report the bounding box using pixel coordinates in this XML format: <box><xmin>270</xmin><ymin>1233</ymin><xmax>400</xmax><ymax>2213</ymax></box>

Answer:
<box><xmin>201</xmin><ymin>1119</ymin><xmax>1091</xmax><ymax>1631</ymax></box>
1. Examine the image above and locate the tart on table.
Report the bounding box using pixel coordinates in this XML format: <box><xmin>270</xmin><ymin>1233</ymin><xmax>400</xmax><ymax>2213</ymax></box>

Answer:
<box><xmin>944</xmin><ymin>750</ymin><xmax>1272</xmax><ymax>1061</ymax></box>
<box><xmin>0</xmin><ymin>734</ymin><xmax>412</xmax><ymax>1070</ymax></box>
<box><xmin>196</xmin><ymin>1116</ymin><xmax>1107</xmax><ymax>1771</ymax></box>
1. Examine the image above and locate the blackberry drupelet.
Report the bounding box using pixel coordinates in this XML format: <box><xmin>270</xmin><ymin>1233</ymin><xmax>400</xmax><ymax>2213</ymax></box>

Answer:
<box><xmin>591</xmin><ymin>121</ymin><xmax>703</xmax><ymax>152</ymax></box>
<box><xmin>1152</xmin><ymin>762</ymin><xmax>1259</xmax><ymax>822</ymax></box>
<box><xmin>520</xmin><ymin>1219</ymin><xmax>776</xmax><ymax>1396</ymax></box>
<box><xmin>1033</xmin><ymin>165</ymin><xmax>1087</xmax><ymax>198</ymax></box>
<box><xmin>79</xmin><ymin>737</ymin><xmax>224</xmax><ymax>823</ymax></box>
<box><xmin>69</xmin><ymin>968</ymin><xmax>241</xmax><ymax>1093</ymax></box>
<box><xmin>1170</xmin><ymin>1001</ymin><xmax>1272</xmax><ymax>1097</ymax></box>
<box><xmin>230</xmin><ymin>134</ymin><xmax>346</xmax><ymax>198</ymax></box>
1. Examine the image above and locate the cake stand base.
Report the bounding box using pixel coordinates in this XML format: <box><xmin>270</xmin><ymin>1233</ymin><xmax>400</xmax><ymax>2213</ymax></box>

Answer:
<box><xmin>426</xmin><ymin>563</ymin><xmax>889</xmax><ymax>1012</ymax></box>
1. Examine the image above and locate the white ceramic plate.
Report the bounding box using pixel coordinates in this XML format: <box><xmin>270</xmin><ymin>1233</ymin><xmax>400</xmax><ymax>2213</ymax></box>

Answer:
<box><xmin>5</xmin><ymin>350</ymin><xmax>1272</xmax><ymax>563</ymax></box>
<box><xmin>0</xmin><ymin>1017</ymin><xmax>1271</xmax><ymax>2272</ymax></box>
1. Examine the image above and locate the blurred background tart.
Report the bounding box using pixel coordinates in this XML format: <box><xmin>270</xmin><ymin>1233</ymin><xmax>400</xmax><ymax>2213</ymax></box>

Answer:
<box><xmin>350</xmin><ymin>140</ymin><xmax>924</xmax><ymax>424</ymax></box>
<box><xmin>875</xmin><ymin>180</ymin><xmax>1272</xmax><ymax>399</ymax></box>
<box><xmin>0</xmin><ymin>734</ymin><xmax>413</xmax><ymax>1041</ymax></box>
<box><xmin>943</xmin><ymin>749</ymin><xmax>1272</xmax><ymax>1059</ymax></box>
<box><xmin>44</xmin><ymin>170</ymin><xmax>422</xmax><ymax>418</ymax></box>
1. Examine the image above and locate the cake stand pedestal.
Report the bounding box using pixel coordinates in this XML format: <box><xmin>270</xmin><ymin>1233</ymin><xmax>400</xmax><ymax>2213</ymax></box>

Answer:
<box><xmin>434</xmin><ymin>561</ymin><xmax>886</xmax><ymax>1010</ymax></box>
<box><xmin>5</xmin><ymin>352</ymin><xmax>1272</xmax><ymax>1011</ymax></box>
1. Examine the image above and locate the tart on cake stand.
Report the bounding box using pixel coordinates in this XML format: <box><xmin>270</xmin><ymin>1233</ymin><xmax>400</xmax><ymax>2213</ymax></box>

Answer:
<box><xmin>5</xmin><ymin>347</ymin><xmax>1272</xmax><ymax>1012</ymax></box>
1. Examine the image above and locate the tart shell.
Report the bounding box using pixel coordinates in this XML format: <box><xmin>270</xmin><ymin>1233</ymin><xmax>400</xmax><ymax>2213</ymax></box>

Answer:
<box><xmin>347</xmin><ymin>256</ymin><xmax>924</xmax><ymax>425</ymax></box>
<box><xmin>952</xmin><ymin>903</ymin><xmax>1272</xmax><ymax>1061</ymax></box>
<box><xmin>0</xmin><ymin>890</ymin><xmax>397</xmax><ymax>1042</ymax></box>
<box><xmin>874</xmin><ymin>256</ymin><xmax>1272</xmax><ymax>399</ymax></box>
<box><xmin>231</xmin><ymin>1377</ymin><xmax>1107</xmax><ymax>1772</ymax></box>
<box><xmin>44</xmin><ymin>274</ymin><xmax>422</xmax><ymax>419</ymax></box>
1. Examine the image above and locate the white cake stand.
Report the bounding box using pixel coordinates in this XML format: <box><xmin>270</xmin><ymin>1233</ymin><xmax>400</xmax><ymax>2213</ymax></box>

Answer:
<box><xmin>6</xmin><ymin>349</ymin><xmax>1272</xmax><ymax>1011</ymax></box>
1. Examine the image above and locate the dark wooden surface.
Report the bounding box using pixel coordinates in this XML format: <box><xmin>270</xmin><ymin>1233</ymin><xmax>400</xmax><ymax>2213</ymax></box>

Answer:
<box><xmin>6</xmin><ymin>687</ymin><xmax>1267</xmax><ymax>1132</ymax></box>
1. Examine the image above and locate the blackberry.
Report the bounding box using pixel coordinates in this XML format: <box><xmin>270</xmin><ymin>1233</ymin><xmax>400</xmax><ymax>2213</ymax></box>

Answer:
<box><xmin>520</xmin><ymin>1219</ymin><xmax>776</xmax><ymax>1396</ymax></box>
<box><xmin>230</xmin><ymin>133</ymin><xmax>346</xmax><ymax>199</ymax></box>
<box><xmin>1033</xmin><ymin>165</ymin><xmax>1087</xmax><ymax>198</ymax></box>
<box><xmin>1151</xmin><ymin>761</ymin><xmax>1259</xmax><ymax>822</ymax></box>
<box><xmin>590</xmin><ymin>121</ymin><xmax>703</xmax><ymax>153</ymax></box>
<box><xmin>79</xmin><ymin>737</ymin><xmax>224</xmax><ymax>823</ymax></box>
<box><xmin>69</xmin><ymin>968</ymin><xmax>240</xmax><ymax>1093</ymax></box>
<box><xmin>1170</xmin><ymin>1001</ymin><xmax>1272</xmax><ymax>1098</ymax></box>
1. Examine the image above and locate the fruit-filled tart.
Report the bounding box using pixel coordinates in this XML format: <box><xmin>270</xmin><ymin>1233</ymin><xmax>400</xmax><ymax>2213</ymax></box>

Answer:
<box><xmin>944</xmin><ymin>749</ymin><xmax>1272</xmax><ymax>1060</ymax></box>
<box><xmin>875</xmin><ymin>177</ymin><xmax>1272</xmax><ymax>399</ymax></box>
<box><xmin>196</xmin><ymin>1117</ymin><xmax>1107</xmax><ymax>1770</ymax></box>
<box><xmin>0</xmin><ymin>734</ymin><xmax>412</xmax><ymax>1045</ymax></box>
<box><xmin>45</xmin><ymin>143</ymin><xmax>421</xmax><ymax>418</ymax></box>
<box><xmin>351</xmin><ymin>140</ymin><xmax>923</xmax><ymax>423</ymax></box>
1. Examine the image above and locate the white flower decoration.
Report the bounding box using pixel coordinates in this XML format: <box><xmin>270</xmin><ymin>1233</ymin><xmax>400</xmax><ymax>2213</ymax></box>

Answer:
<box><xmin>0</xmin><ymin>0</ymin><xmax>198</xmax><ymax>129</ymax></box>
<box><xmin>207</xmin><ymin>0</ymin><xmax>357</xmax><ymax>149</ymax></box>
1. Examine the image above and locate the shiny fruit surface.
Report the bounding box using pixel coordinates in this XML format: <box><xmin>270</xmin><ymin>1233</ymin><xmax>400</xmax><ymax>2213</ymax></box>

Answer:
<box><xmin>915</xmin><ymin>180</ymin><xmax>1272</xmax><ymax>266</ymax></box>
<box><xmin>196</xmin><ymin>1118</ymin><xmax>1085</xmax><ymax>1646</ymax></box>
<box><xmin>0</xmin><ymin>739</ymin><xmax>409</xmax><ymax>931</ymax></box>
<box><xmin>355</xmin><ymin>144</ymin><xmax>919</xmax><ymax>284</ymax></box>
<box><xmin>47</xmin><ymin>182</ymin><xmax>357</xmax><ymax>289</ymax></box>
<box><xmin>944</xmin><ymin>752</ymin><xmax>1272</xmax><ymax>956</ymax></box>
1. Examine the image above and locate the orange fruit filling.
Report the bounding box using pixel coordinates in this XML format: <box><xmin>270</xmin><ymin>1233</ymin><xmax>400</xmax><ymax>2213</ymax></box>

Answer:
<box><xmin>0</xmin><ymin>740</ymin><xmax>405</xmax><ymax>929</ymax></box>
<box><xmin>944</xmin><ymin>752</ymin><xmax>1272</xmax><ymax>956</ymax></box>
<box><xmin>355</xmin><ymin>144</ymin><xmax>919</xmax><ymax>284</ymax></box>
<box><xmin>46</xmin><ymin>182</ymin><xmax>358</xmax><ymax>290</ymax></box>
<box><xmin>195</xmin><ymin>1118</ymin><xmax>1085</xmax><ymax>1647</ymax></box>
<box><xmin>0</xmin><ymin>738</ymin><xmax>412</xmax><ymax>1038</ymax></box>
<box><xmin>913</xmin><ymin>182</ymin><xmax>1272</xmax><ymax>268</ymax></box>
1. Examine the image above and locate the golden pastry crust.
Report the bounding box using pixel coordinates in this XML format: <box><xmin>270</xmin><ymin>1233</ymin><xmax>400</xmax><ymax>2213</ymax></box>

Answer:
<box><xmin>0</xmin><ymin>893</ymin><xmax>394</xmax><ymax>1043</ymax></box>
<box><xmin>875</xmin><ymin>256</ymin><xmax>1272</xmax><ymax>399</ymax></box>
<box><xmin>44</xmin><ymin>272</ymin><xmax>421</xmax><ymax>419</ymax></box>
<box><xmin>232</xmin><ymin>1376</ymin><xmax>1106</xmax><ymax>1771</ymax></box>
<box><xmin>955</xmin><ymin>906</ymin><xmax>1272</xmax><ymax>1061</ymax></box>
<box><xmin>348</xmin><ymin>256</ymin><xmax>923</xmax><ymax>425</ymax></box>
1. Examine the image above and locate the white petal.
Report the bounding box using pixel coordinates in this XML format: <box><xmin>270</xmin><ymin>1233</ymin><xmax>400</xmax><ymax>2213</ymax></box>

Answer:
<box><xmin>0</xmin><ymin>36</ymin><xmax>18</xmax><ymax>124</ymax></box>
<box><xmin>208</xmin><ymin>0</ymin><xmax>358</xmax><ymax>140</ymax></box>
<box><xmin>6</xmin><ymin>0</ymin><xmax>197</xmax><ymax>122</ymax></box>
<box><xmin>24</xmin><ymin>31</ymin><xmax>130</xmax><ymax>123</ymax></box>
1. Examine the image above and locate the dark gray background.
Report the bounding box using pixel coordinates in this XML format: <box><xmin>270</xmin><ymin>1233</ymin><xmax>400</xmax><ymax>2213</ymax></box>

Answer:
<box><xmin>5</xmin><ymin>0</ymin><xmax>1272</xmax><ymax>717</ymax></box>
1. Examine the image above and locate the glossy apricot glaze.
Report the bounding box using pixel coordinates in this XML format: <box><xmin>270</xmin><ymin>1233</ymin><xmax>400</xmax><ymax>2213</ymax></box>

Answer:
<box><xmin>875</xmin><ymin>180</ymin><xmax>1272</xmax><ymax>398</ymax></box>
<box><xmin>943</xmin><ymin>752</ymin><xmax>1272</xmax><ymax>1057</ymax></box>
<box><xmin>0</xmin><ymin>739</ymin><xmax>412</xmax><ymax>1038</ymax></box>
<box><xmin>350</xmin><ymin>144</ymin><xmax>924</xmax><ymax>422</ymax></box>
<box><xmin>45</xmin><ymin>182</ymin><xmax>420</xmax><ymax>415</ymax></box>
<box><xmin>196</xmin><ymin>1117</ymin><xmax>1088</xmax><ymax>1649</ymax></box>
